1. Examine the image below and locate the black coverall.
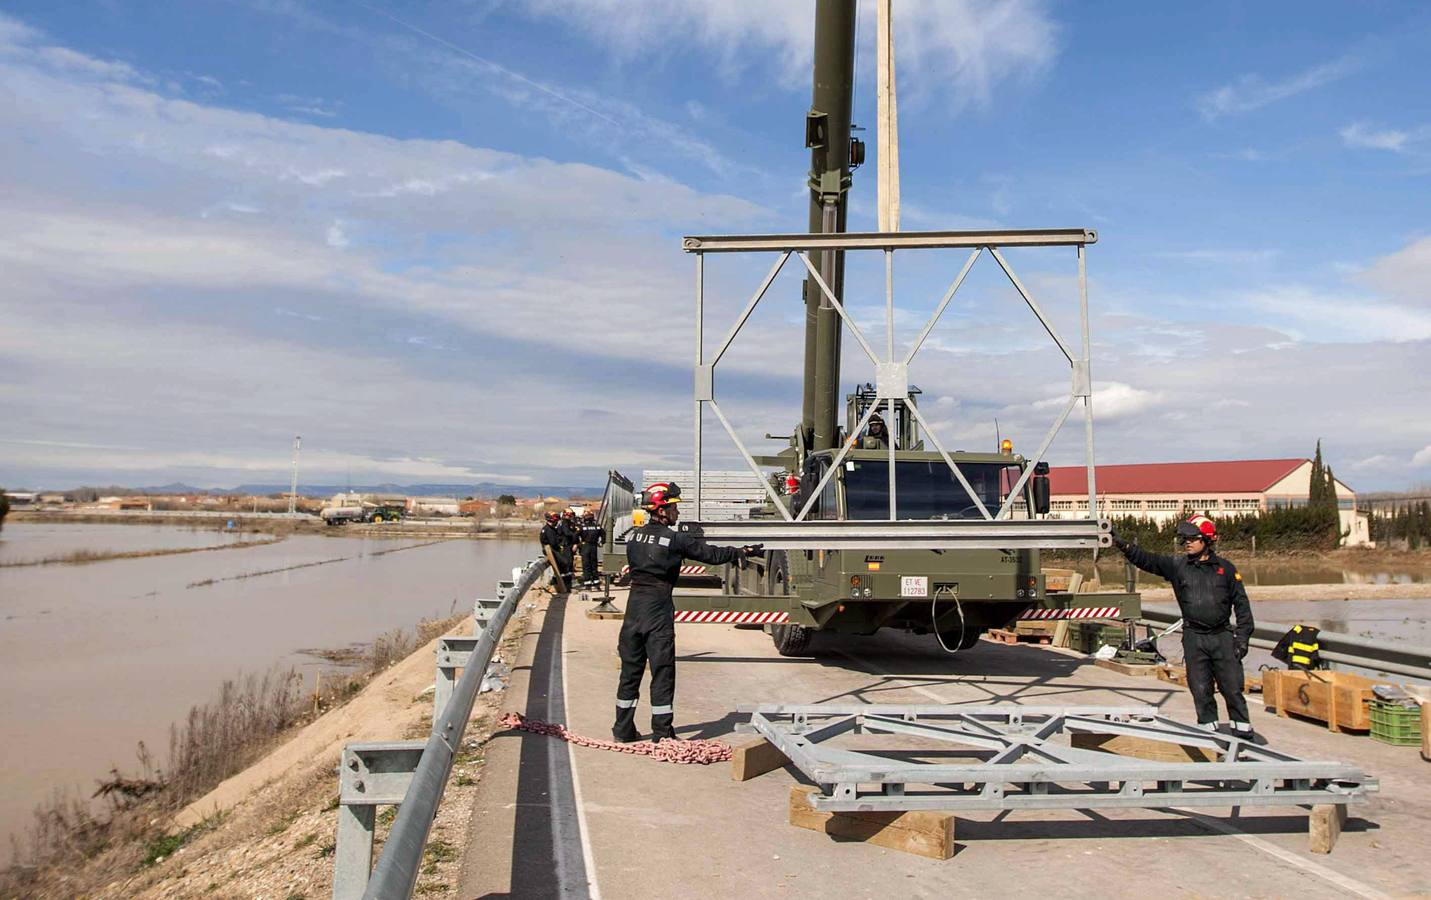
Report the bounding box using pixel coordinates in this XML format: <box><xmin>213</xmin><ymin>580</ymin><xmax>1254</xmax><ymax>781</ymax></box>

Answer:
<box><xmin>614</xmin><ymin>520</ymin><xmax>743</xmax><ymax>740</ymax></box>
<box><xmin>556</xmin><ymin>519</ymin><xmax>578</xmax><ymax>587</ymax></box>
<box><xmin>578</xmin><ymin>520</ymin><xmax>603</xmax><ymax>585</ymax></box>
<box><xmin>1121</xmin><ymin>544</ymin><xmax>1254</xmax><ymax>725</ymax></box>
<box><xmin>538</xmin><ymin>523</ymin><xmax>566</xmax><ymax>586</ymax></box>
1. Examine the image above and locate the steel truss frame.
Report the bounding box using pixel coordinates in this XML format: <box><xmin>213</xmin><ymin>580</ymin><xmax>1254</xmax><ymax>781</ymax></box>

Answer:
<box><xmin>686</xmin><ymin>229</ymin><xmax>1107</xmax><ymax>550</ymax></box>
<box><xmin>739</xmin><ymin>704</ymin><xmax>1377</xmax><ymax>813</ymax></box>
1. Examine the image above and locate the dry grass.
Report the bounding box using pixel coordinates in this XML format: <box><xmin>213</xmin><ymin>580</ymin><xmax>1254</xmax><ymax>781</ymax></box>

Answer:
<box><xmin>0</xmin><ymin>612</ymin><xmax>466</xmax><ymax>898</ymax></box>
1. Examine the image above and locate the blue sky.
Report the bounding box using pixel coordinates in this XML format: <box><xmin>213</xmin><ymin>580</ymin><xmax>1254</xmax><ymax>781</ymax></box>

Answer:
<box><xmin>1</xmin><ymin>1</ymin><xmax>1428</xmax><ymax>492</ymax></box>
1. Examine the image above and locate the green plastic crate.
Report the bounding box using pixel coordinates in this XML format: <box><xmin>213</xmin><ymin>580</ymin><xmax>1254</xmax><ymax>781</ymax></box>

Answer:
<box><xmin>1369</xmin><ymin>700</ymin><xmax>1422</xmax><ymax>746</ymax></box>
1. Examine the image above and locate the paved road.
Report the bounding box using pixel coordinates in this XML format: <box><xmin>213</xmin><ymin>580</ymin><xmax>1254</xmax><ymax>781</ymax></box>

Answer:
<box><xmin>459</xmin><ymin>588</ymin><xmax>1430</xmax><ymax>899</ymax></box>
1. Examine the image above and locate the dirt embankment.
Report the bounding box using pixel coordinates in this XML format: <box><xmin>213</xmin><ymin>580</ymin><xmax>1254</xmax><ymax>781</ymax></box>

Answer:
<box><xmin>72</xmin><ymin>591</ymin><xmax>547</xmax><ymax>900</ymax></box>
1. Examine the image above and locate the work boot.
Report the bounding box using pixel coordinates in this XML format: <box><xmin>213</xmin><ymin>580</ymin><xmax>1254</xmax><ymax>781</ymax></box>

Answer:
<box><xmin>612</xmin><ymin>725</ymin><xmax>642</xmax><ymax>743</ymax></box>
<box><xmin>1222</xmin><ymin>722</ymin><xmax>1269</xmax><ymax>745</ymax></box>
<box><xmin>650</xmin><ymin>726</ymin><xmax>678</xmax><ymax>742</ymax></box>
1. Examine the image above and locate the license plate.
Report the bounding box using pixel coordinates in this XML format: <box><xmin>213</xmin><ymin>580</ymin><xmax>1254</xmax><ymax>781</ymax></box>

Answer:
<box><xmin>900</xmin><ymin>576</ymin><xmax>928</xmax><ymax>597</ymax></box>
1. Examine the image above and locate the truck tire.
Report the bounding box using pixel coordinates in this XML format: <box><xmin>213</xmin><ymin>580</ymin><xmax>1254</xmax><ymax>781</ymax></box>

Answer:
<box><xmin>937</xmin><ymin>626</ymin><xmax>985</xmax><ymax>651</ymax></box>
<box><xmin>771</xmin><ymin>623</ymin><xmax>813</xmax><ymax>656</ymax></box>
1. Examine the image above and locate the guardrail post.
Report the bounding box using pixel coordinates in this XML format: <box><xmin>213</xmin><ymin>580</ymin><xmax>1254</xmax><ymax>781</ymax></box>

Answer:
<box><xmin>434</xmin><ymin>637</ymin><xmax>478</xmax><ymax>724</ymax></box>
<box><xmin>332</xmin><ymin>741</ymin><xmax>425</xmax><ymax>899</ymax></box>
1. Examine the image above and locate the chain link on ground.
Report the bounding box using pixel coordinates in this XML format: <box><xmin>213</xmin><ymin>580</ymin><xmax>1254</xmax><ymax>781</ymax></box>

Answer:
<box><xmin>498</xmin><ymin>712</ymin><xmax>733</xmax><ymax>764</ymax></box>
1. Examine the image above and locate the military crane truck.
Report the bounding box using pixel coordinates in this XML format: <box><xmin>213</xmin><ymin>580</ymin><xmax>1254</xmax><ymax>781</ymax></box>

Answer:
<box><xmin>606</xmin><ymin>0</ymin><xmax>1138</xmax><ymax>656</ymax></box>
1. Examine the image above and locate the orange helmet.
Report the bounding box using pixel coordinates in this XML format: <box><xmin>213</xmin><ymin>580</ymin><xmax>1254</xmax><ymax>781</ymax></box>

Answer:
<box><xmin>641</xmin><ymin>482</ymin><xmax>682</xmax><ymax>510</ymax></box>
<box><xmin>1178</xmin><ymin>514</ymin><xmax>1217</xmax><ymax>542</ymax></box>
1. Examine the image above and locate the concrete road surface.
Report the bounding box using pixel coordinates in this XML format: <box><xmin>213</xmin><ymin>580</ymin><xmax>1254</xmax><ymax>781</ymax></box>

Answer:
<box><xmin>458</xmin><ymin>588</ymin><xmax>1430</xmax><ymax>899</ymax></box>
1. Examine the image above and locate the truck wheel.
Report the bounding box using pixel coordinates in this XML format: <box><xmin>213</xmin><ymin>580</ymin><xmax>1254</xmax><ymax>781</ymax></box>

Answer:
<box><xmin>372</xmin><ymin>514</ymin><xmax>384</xmax><ymax>523</ymax></box>
<box><xmin>771</xmin><ymin>623</ymin><xmax>812</xmax><ymax>657</ymax></box>
<box><xmin>938</xmin><ymin>626</ymin><xmax>985</xmax><ymax>651</ymax></box>
<box><xmin>767</xmin><ymin>551</ymin><xmax>790</xmax><ymax>597</ymax></box>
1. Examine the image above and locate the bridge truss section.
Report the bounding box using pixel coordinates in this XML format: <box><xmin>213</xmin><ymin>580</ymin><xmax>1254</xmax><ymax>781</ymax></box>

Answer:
<box><xmin>740</xmin><ymin>704</ymin><xmax>1377</xmax><ymax>813</ymax></box>
<box><xmin>684</xmin><ymin>229</ymin><xmax>1109</xmax><ymax>551</ymax></box>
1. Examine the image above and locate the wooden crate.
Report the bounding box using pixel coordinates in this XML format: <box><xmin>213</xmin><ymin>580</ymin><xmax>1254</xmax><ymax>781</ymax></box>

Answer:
<box><xmin>1263</xmin><ymin>669</ymin><xmax>1382</xmax><ymax>733</ymax></box>
<box><xmin>988</xmin><ymin>628</ymin><xmax>1051</xmax><ymax>646</ymax></box>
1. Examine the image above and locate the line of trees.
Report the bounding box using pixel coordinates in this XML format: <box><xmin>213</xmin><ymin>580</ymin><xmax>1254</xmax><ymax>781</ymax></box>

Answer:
<box><xmin>1370</xmin><ymin>501</ymin><xmax>1431</xmax><ymax>550</ymax></box>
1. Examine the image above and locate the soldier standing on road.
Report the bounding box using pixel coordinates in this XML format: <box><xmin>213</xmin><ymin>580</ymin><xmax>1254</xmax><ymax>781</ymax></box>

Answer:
<box><xmin>539</xmin><ymin>512</ymin><xmax>569</xmax><ymax>591</ymax></box>
<box><xmin>578</xmin><ymin>511</ymin><xmax>603</xmax><ymax>588</ymax></box>
<box><xmin>1112</xmin><ymin>514</ymin><xmax>1263</xmax><ymax>742</ymax></box>
<box><xmin>613</xmin><ymin>482</ymin><xmax>763</xmax><ymax>743</ymax></box>
<box><xmin>556</xmin><ymin>510</ymin><xmax>579</xmax><ymax>589</ymax></box>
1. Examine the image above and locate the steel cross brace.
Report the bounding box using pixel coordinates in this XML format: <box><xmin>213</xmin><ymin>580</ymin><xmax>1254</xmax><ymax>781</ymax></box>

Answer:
<box><xmin>741</xmin><ymin>704</ymin><xmax>1377</xmax><ymax>814</ymax></box>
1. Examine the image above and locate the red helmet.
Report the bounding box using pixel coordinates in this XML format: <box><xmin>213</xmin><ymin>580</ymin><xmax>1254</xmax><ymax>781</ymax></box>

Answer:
<box><xmin>1178</xmin><ymin>514</ymin><xmax>1217</xmax><ymax>542</ymax></box>
<box><xmin>545</xmin><ymin>511</ymin><xmax>559</xmax><ymax>524</ymax></box>
<box><xmin>641</xmin><ymin>481</ymin><xmax>682</xmax><ymax>510</ymax></box>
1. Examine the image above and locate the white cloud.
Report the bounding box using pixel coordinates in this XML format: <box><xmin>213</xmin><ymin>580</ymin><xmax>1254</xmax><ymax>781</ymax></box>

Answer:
<box><xmin>523</xmin><ymin>0</ymin><xmax>1059</xmax><ymax>109</ymax></box>
<box><xmin>1248</xmin><ymin>285</ymin><xmax>1431</xmax><ymax>343</ymax></box>
<box><xmin>1340</xmin><ymin>122</ymin><xmax>1408</xmax><ymax>152</ymax></box>
<box><xmin>1197</xmin><ymin>56</ymin><xmax>1356</xmax><ymax>121</ymax></box>
<box><xmin>1413</xmin><ymin>446</ymin><xmax>1431</xmax><ymax>467</ymax></box>
<box><xmin>1353</xmin><ymin>454</ymin><xmax>1396</xmax><ymax>471</ymax></box>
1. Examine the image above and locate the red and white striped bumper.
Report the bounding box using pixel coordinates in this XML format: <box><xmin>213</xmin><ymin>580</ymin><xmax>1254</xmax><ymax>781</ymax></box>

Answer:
<box><xmin>1019</xmin><ymin>607</ymin><xmax>1123</xmax><ymax>620</ymax></box>
<box><xmin>674</xmin><ymin>610</ymin><xmax>790</xmax><ymax>624</ymax></box>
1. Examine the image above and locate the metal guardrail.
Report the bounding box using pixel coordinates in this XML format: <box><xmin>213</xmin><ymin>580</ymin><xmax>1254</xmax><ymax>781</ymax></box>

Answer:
<box><xmin>1142</xmin><ymin>603</ymin><xmax>1431</xmax><ymax>682</ymax></box>
<box><xmin>332</xmin><ymin>557</ymin><xmax>548</xmax><ymax>900</ymax></box>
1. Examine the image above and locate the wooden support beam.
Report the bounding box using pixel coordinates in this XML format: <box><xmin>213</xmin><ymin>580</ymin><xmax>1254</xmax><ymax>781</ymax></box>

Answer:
<box><xmin>730</xmin><ymin>737</ymin><xmax>789</xmax><ymax>782</ymax></box>
<box><xmin>789</xmin><ymin>786</ymin><xmax>956</xmax><ymax>860</ymax></box>
<box><xmin>1309</xmin><ymin>803</ymin><xmax>1347</xmax><ymax>854</ymax></box>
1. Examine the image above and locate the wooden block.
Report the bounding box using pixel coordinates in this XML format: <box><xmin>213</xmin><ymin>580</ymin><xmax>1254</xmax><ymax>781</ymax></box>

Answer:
<box><xmin>988</xmin><ymin>629</ymin><xmax>1018</xmax><ymax>645</ymax></box>
<box><xmin>1071</xmin><ymin>732</ymin><xmax>1217</xmax><ymax>763</ymax></box>
<box><xmin>1094</xmin><ymin>658</ymin><xmax>1158</xmax><ymax>677</ymax></box>
<box><xmin>1309</xmin><ymin>803</ymin><xmax>1347</xmax><ymax>854</ymax></box>
<box><xmin>586</xmin><ymin>610</ymin><xmax>624</xmax><ymax>620</ymax></box>
<box><xmin>730</xmin><ymin>737</ymin><xmax>789</xmax><ymax>782</ymax></box>
<box><xmin>788</xmin><ymin>786</ymin><xmax>955</xmax><ymax>860</ymax></box>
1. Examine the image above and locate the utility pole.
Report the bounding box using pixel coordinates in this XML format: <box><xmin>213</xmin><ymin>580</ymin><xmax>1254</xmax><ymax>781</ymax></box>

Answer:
<box><xmin>876</xmin><ymin>0</ymin><xmax>900</xmax><ymax>233</ymax></box>
<box><xmin>289</xmin><ymin>435</ymin><xmax>302</xmax><ymax>515</ymax></box>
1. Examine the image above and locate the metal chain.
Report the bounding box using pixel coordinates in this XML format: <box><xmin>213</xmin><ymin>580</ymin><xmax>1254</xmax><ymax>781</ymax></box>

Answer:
<box><xmin>499</xmin><ymin>712</ymin><xmax>733</xmax><ymax>765</ymax></box>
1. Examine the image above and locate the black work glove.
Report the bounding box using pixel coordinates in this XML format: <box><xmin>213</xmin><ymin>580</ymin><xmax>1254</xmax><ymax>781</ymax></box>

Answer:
<box><xmin>742</xmin><ymin>544</ymin><xmax>765</xmax><ymax>558</ymax></box>
<box><xmin>1235</xmin><ymin>639</ymin><xmax>1249</xmax><ymax>660</ymax></box>
<box><xmin>1110</xmin><ymin>530</ymin><xmax>1129</xmax><ymax>552</ymax></box>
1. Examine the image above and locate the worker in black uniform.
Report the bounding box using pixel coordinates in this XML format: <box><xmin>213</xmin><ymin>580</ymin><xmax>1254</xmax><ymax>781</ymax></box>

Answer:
<box><xmin>613</xmin><ymin>482</ymin><xmax>762</xmax><ymax>742</ymax></box>
<box><xmin>861</xmin><ymin>413</ymin><xmax>891</xmax><ymax>450</ymax></box>
<box><xmin>1112</xmin><ymin>514</ymin><xmax>1262</xmax><ymax>742</ymax></box>
<box><xmin>578</xmin><ymin>511</ymin><xmax>603</xmax><ymax>588</ymax></box>
<box><xmin>556</xmin><ymin>509</ymin><xmax>579</xmax><ymax>589</ymax></box>
<box><xmin>539</xmin><ymin>512</ymin><xmax>568</xmax><ymax>591</ymax></box>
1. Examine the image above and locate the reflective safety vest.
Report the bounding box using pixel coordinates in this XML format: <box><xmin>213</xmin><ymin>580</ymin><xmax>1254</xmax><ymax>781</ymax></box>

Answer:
<box><xmin>1272</xmin><ymin>624</ymin><xmax>1323</xmax><ymax>670</ymax></box>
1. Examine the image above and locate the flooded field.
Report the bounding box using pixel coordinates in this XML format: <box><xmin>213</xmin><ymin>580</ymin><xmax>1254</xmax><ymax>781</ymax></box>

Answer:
<box><xmin>0</xmin><ymin>521</ymin><xmax>262</xmax><ymax>565</ymax></box>
<box><xmin>0</xmin><ymin>523</ymin><xmax>534</xmax><ymax>851</ymax></box>
<box><xmin>1084</xmin><ymin>556</ymin><xmax>1431</xmax><ymax>587</ymax></box>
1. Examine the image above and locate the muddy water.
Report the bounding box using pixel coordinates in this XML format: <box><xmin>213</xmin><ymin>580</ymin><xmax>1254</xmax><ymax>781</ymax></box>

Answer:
<box><xmin>0</xmin><ymin>521</ymin><xmax>261</xmax><ymax>564</ymax></box>
<box><xmin>1087</xmin><ymin>559</ymin><xmax>1431</xmax><ymax>587</ymax></box>
<box><xmin>0</xmin><ymin>524</ymin><xmax>535</xmax><ymax>852</ymax></box>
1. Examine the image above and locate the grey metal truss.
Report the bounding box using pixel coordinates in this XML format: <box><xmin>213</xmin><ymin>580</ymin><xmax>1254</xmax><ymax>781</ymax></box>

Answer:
<box><xmin>690</xmin><ymin>518</ymin><xmax>1108</xmax><ymax>550</ymax></box>
<box><xmin>738</xmin><ymin>704</ymin><xmax>1377</xmax><ymax>813</ymax></box>
<box><xmin>687</xmin><ymin>228</ymin><xmax>1104</xmax><ymax>547</ymax></box>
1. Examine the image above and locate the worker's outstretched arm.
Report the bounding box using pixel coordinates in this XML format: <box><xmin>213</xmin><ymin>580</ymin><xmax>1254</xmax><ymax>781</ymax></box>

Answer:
<box><xmin>1110</xmin><ymin>533</ymin><xmax>1178</xmax><ymax>581</ymax></box>
<box><xmin>672</xmin><ymin>532</ymin><xmax>758</xmax><ymax>567</ymax></box>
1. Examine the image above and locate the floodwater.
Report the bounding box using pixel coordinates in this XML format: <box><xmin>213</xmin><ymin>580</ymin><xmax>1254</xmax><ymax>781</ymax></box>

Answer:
<box><xmin>1089</xmin><ymin>558</ymin><xmax>1431</xmax><ymax>587</ymax></box>
<box><xmin>0</xmin><ymin>521</ymin><xmax>260</xmax><ymax>565</ymax></box>
<box><xmin>0</xmin><ymin>523</ymin><xmax>535</xmax><ymax>852</ymax></box>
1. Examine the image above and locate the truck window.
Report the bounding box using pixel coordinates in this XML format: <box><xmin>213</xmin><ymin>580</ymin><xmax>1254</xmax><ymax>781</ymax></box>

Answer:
<box><xmin>843</xmin><ymin>461</ymin><xmax>1017</xmax><ymax>520</ymax></box>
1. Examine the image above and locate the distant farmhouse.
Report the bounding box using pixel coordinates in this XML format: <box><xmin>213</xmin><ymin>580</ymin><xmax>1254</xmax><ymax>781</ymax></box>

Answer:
<box><xmin>1045</xmin><ymin>458</ymin><xmax>1369</xmax><ymax>546</ymax></box>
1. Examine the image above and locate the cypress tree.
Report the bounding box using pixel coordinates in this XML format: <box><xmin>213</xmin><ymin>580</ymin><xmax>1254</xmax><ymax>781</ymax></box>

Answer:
<box><xmin>1309</xmin><ymin>440</ymin><xmax>1325</xmax><ymax>508</ymax></box>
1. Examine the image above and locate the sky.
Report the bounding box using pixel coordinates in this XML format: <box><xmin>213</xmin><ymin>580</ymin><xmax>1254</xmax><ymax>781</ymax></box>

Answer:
<box><xmin>0</xmin><ymin>1</ymin><xmax>1428</xmax><ymax>493</ymax></box>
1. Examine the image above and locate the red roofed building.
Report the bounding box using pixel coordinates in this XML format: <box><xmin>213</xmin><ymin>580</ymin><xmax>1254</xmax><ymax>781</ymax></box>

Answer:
<box><xmin>1045</xmin><ymin>458</ymin><xmax>1369</xmax><ymax>546</ymax></box>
